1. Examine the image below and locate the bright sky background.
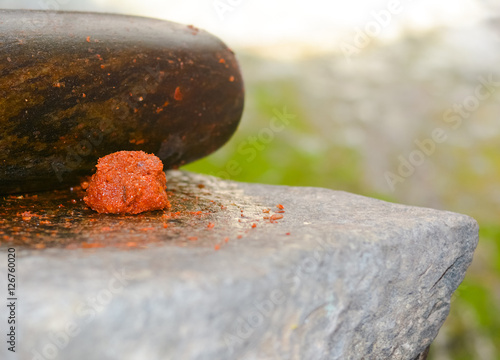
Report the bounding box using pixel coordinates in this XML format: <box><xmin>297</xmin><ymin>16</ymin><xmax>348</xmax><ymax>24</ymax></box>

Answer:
<box><xmin>91</xmin><ymin>0</ymin><xmax>487</xmax><ymax>47</ymax></box>
<box><xmin>2</xmin><ymin>0</ymin><xmax>492</xmax><ymax>54</ymax></box>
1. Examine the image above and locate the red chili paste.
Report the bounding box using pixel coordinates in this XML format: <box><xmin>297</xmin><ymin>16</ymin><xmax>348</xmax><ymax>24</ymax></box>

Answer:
<box><xmin>84</xmin><ymin>151</ymin><xmax>170</xmax><ymax>214</ymax></box>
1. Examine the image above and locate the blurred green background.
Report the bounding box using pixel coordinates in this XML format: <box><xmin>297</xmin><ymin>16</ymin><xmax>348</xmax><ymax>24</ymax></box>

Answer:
<box><xmin>3</xmin><ymin>0</ymin><xmax>499</xmax><ymax>358</ymax></box>
<box><xmin>183</xmin><ymin>37</ymin><xmax>500</xmax><ymax>358</ymax></box>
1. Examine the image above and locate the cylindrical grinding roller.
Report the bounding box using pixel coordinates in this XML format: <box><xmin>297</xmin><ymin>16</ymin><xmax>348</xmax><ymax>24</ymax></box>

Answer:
<box><xmin>0</xmin><ymin>10</ymin><xmax>244</xmax><ymax>194</ymax></box>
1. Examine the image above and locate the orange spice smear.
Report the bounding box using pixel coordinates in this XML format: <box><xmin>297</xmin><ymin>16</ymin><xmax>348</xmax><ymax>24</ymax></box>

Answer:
<box><xmin>84</xmin><ymin>151</ymin><xmax>170</xmax><ymax>214</ymax></box>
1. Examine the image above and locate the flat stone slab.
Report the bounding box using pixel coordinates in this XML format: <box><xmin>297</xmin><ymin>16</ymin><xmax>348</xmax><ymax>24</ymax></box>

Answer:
<box><xmin>0</xmin><ymin>171</ymin><xmax>478</xmax><ymax>360</ymax></box>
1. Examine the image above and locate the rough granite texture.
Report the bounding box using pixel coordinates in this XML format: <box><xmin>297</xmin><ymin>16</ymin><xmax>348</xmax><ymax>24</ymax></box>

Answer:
<box><xmin>0</xmin><ymin>171</ymin><xmax>478</xmax><ymax>360</ymax></box>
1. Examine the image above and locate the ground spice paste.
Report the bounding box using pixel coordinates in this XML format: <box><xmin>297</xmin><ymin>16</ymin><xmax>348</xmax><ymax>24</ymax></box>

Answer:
<box><xmin>84</xmin><ymin>151</ymin><xmax>170</xmax><ymax>214</ymax></box>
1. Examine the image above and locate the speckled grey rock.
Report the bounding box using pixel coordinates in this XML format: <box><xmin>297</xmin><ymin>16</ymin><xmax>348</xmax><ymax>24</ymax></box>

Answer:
<box><xmin>0</xmin><ymin>171</ymin><xmax>478</xmax><ymax>360</ymax></box>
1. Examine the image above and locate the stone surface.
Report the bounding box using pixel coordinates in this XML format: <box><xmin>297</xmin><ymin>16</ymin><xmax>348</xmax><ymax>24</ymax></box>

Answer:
<box><xmin>0</xmin><ymin>11</ymin><xmax>244</xmax><ymax>194</ymax></box>
<box><xmin>0</xmin><ymin>171</ymin><xmax>478</xmax><ymax>360</ymax></box>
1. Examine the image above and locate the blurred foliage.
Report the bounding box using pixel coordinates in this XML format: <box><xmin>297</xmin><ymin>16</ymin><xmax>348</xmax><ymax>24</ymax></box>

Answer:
<box><xmin>184</xmin><ymin>32</ymin><xmax>500</xmax><ymax>359</ymax></box>
<box><xmin>184</xmin><ymin>59</ymin><xmax>366</xmax><ymax>195</ymax></box>
<box><xmin>429</xmin><ymin>225</ymin><xmax>500</xmax><ymax>360</ymax></box>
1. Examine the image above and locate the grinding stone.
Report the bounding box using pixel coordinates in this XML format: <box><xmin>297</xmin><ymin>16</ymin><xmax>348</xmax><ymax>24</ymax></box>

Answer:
<box><xmin>0</xmin><ymin>171</ymin><xmax>478</xmax><ymax>359</ymax></box>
